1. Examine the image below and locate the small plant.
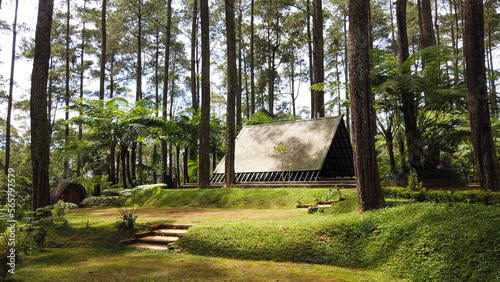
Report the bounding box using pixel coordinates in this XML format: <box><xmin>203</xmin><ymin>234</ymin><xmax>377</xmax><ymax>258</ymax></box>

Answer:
<box><xmin>33</xmin><ymin>226</ymin><xmax>47</xmax><ymax>248</ymax></box>
<box><xmin>307</xmin><ymin>206</ymin><xmax>318</xmax><ymax>214</ymax></box>
<box><xmin>51</xmin><ymin>200</ymin><xmax>77</xmax><ymax>218</ymax></box>
<box><xmin>407</xmin><ymin>170</ymin><xmax>424</xmax><ymax>191</ymax></box>
<box><xmin>115</xmin><ymin>210</ymin><xmax>137</xmax><ymax>231</ymax></box>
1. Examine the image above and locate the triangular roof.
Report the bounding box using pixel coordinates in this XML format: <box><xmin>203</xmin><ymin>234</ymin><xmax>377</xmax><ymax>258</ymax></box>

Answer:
<box><xmin>213</xmin><ymin>116</ymin><xmax>354</xmax><ymax>178</ymax></box>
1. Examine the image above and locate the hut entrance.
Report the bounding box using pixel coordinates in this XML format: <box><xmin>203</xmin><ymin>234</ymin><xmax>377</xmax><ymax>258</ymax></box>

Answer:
<box><xmin>51</xmin><ymin>179</ymin><xmax>87</xmax><ymax>207</ymax></box>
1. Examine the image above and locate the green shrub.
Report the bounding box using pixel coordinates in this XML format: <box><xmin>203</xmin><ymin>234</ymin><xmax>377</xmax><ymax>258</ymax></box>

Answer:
<box><xmin>382</xmin><ymin>186</ymin><xmax>500</xmax><ymax>205</ymax></box>
<box><xmin>407</xmin><ymin>170</ymin><xmax>423</xmax><ymax>192</ymax></box>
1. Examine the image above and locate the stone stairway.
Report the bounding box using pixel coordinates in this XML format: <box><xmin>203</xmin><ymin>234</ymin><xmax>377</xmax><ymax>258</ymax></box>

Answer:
<box><xmin>122</xmin><ymin>224</ymin><xmax>192</xmax><ymax>251</ymax></box>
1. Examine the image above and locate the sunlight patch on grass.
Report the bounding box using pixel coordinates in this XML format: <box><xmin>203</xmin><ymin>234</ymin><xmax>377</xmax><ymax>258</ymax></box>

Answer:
<box><xmin>16</xmin><ymin>248</ymin><xmax>394</xmax><ymax>281</ymax></box>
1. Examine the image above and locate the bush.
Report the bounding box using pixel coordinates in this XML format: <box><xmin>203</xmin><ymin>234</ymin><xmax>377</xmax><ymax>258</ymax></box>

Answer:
<box><xmin>382</xmin><ymin>187</ymin><xmax>500</xmax><ymax>205</ymax></box>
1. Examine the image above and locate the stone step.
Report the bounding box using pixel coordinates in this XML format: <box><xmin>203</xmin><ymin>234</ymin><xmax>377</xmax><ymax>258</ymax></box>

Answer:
<box><xmin>127</xmin><ymin>243</ymin><xmax>171</xmax><ymax>251</ymax></box>
<box><xmin>149</xmin><ymin>224</ymin><xmax>193</xmax><ymax>231</ymax></box>
<box><xmin>136</xmin><ymin>235</ymin><xmax>179</xmax><ymax>245</ymax></box>
<box><xmin>152</xmin><ymin>229</ymin><xmax>188</xmax><ymax>237</ymax></box>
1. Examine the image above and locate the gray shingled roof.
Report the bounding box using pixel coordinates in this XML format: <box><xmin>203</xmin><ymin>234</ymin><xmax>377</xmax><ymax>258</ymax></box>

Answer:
<box><xmin>214</xmin><ymin>116</ymin><xmax>345</xmax><ymax>174</ymax></box>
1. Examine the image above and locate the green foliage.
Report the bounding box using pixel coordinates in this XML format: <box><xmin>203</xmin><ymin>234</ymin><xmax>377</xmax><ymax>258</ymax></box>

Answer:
<box><xmin>115</xmin><ymin>211</ymin><xmax>137</xmax><ymax>231</ymax></box>
<box><xmin>50</xmin><ymin>200</ymin><xmax>78</xmax><ymax>218</ymax></box>
<box><xmin>407</xmin><ymin>170</ymin><xmax>423</xmax><ymax>192</ymax></box>
<box><xmin>382</xmin><ymin>186</ymin><xmax>500</xmax><ymax>205</ymax></box>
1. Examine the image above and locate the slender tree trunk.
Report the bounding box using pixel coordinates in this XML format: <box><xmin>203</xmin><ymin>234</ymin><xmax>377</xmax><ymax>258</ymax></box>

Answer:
<box><xmin>31</xmin><ymin>0</ymin><xmax>54</xmax><ymax>211</ymax></box>
<box><xmin>250</xmin><ymin>0</ymin><xmax>255</xmax><ymax>115</ymax></box>
<box><xmin>486</xmin><ymin>3</ymin><xmax>498</xmax><ymax>117</ymax></box>
<box><xmin>153</xmin><ymin>29</ymin><xmax>160</xmax><ymax>183</ymax></box>
<box><xmin>108</xmin><ymin>140</ymin><xmax>116</xmax><ymax>184</ymax></box>
<box><xmin>191</xmin><ymin>0</ymin><xmax>199</xmax><ymax>111</ymax></box>
<box><xmin>99</xmin><ymin>0</ymin><xmax>106</xmax><ymax>101</ymax></box>
<box><xmin>64</xmin><ymin>0</ymin><xmax>71</xmax><ymax>179</ymax></box>
<box><xmin>343</xmin><ymin>13</ymin><xmax>350</xmax><ymax>134</ymax></box>
<box><xmin>464</xmin><ymin>0</ymin><xmax>500</xmax><ymax>192</ymax></box>
<box><xmin>199</xmin><ymin>0</ymin><xmax>211</xmax><ymax>189</ymax></box>
<box><xmin>183</xmin><ymin>147</ymin><xmax>189</xmax><ymax>184</ymax></box>
<box><xmin>396</xmin><ymin>0</ymin><xmax>422</xmax><ymax>170</ymax></box>
<box><xmin>121</xmin><ymin>146</ymin><xmax>127</xmax><ymax>187</ymax></box>
<box><xmin>225</xmin><ymin>0</ymin><xmax>237</xmax><ymax>186</ymax></box>
<box><xmin>162</xmin><ymin>0</ymin><xmax>173</xmax><ymax>184</ymax></box>
<box><xmin>420</xmin><ymin>0</ymin><xmax>435</xmax><ymax>48</ymax></box>
<box><xmin>307</xmin><ymin>0</ymin><xmax>314</xmax><ymax>118</ymax></box>
<box><xmin>398</xmin><ymin>138</ymin><xmax>407</xmax><ymax>171</ymax></box>
<box><xmin>237</xmin><ymin>5</ymin><xmax>242</xmax><ymax>126</ymax></box>
<box><xmin>4</xmin><ymin>0</ymin><xmax>19</xmax><ymax>177</ymax></box>
<box><xmin>116</xmin><ymin>148</ymin><xmax>120</xmax><ymax>184</ymax></box>
<box><xmin>434</xmin><ymin>0</ymin><xmax>439</xmax><ymax>45</ymax></box>
<box><xmin>77</xmin><ymin>0</ymin><xmax>87</xmax><ymax>178</ymax></box>
<box><xmin>312</xmin><ymin>0</ymin><xmax>325</xmax><ymax>118</ymax></box>
<box><xmin>348</xmin><ymin>0</ymin><xmax>384</xmax><ymax>212</ymax></box>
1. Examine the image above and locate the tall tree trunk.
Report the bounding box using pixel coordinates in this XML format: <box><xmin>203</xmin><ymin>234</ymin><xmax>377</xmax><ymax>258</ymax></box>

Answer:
<box><xmin>99</xmin><ymin>0</ymin><xmax>106</xmax><ymax>101</ymax></box>
<box><xmin>225</xmin><ymin>0</ymin><xmax>237</xmax><ymax>186</ymax></box>
<box><xmin>348</xmin><ymin>0</ymin><xmax>384</xmax><ymax>212</ymax></box>
<box><xmin>464</xmin><ymin>0</ymin><xmax>500</xmax><ymax>192</ymax></box>
<box><xmin>307</xmin><ymin>0</ymin><xmax>314</xmax><ymax>118</ymax></box>
<box><xmin>399</xmin><ymin>139</ymin><xmax>407</xmax><ymax>171</ymax></box>
<box><xmin>396</xmin><ymin>0</ymin><xmax>422</xmax><ymax>170</ymax></box>
<box><xmin>162</xmin><ymin>0</ymin><xmax>173</xmax><ymax>184</ymax></box>
<box><xmin>343</xmin><ymin>12</ymin><xmax>350</xmax><ymax>134</ymax></box>
<box><xmin>420</xmin><ymin>0</ymin><xmax>435</xmax><ymax>48</ymax></box>
<box><xmin>312</xmin><ymin>0</ymin><xmax>325</xmax><ymax>118</ymax></box>
<box><xmin>183</xmin><ymin>147</ymin><xmax>189</xmax><ymax>183</ymax></box>
<box><xmin>121</xmin><ymin>146</ymin><xmax>128</xmax><ymax>187</ymax></box>
<box><xmin>64</xmin><ymin>0</ymin><xmax>71</xmax><ymax>179</ymax></box>
<box><xmin>237</xmin><ymin>5</ymin><xmax>242</xmax><ymax>126</ymax></box>
<box><xmin>486</xmin><ymin>3</ymin><xmax>498</xmax><ymax>117</ymax></box>
<box><xmin>108</xmin><ymin>140</ymin><xmax>116</xmax><ymax>184</ymax></box>
<box><xmin>199</xmin><ymin>0</ymin><xmax>211</xmax><ymax>189</ymax></box>
<box><xmin>31</xmin><ymin>0</ymin><xmax>54</xmax><ymax>211</ymax></box>
<box><xmin>191</xmin><ymin>0</ymin><xmax>199</xmax><ymax>111</ymax></box>
<box><xmin>77</xmin><ymin>0</ymin><xmax>87</xmax><ymax>178</ymax></box>
<box><xmin>250</xmin><ymin>0</ymin><xmax>255</xmax><ymax>115</ymax></box>
<box><xmin>4</xmin><ymin>0</ymin><xmax>19</xmax><ymax>177</ymax></box>
<box><xmin>153</xmin><ymin>29</ymin><xmax>160</xmax><ymax>183</ymax></box>
<box><xmin>433</xmin><ymin>0</ymin><xmax>439</xmax><ymax>45</ymax></box>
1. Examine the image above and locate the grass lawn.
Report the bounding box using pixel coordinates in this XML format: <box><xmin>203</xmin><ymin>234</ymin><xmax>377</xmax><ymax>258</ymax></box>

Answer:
<box><xmin>16</xmin><ymin>248</ymin><xmax>393</xmax><ymax>281</ymax></box>
<box><xmin>8</xmin><ymin>188</ymin><xmax>500</xmax><ymax>281</ymax></box>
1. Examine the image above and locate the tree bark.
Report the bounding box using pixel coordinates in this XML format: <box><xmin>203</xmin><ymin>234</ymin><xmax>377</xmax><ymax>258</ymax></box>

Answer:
<box><xmin>64</xmin><ymin>0</ymin><xmax>71</xmax><ymax>179</ymax></box>
<box><xmin>199</xmin><ymin>0</ymin><xmax>211</xmax><ymax>189</ymax></box>
<box><xmin>421</xmin><ymin>0</ymin><xmax>435</xmax><ymax>48</ymax></box>
<box><xmin>4</xmin><ymin>0</ymin><xmax>19</xmax><ymax>177</ymax></box>
<box><xmin>225</xmin><ymin>0</ymin><xmax>237</xmax><ymax>186</ymax></box>
<box><xmin>396</xmin><ymin>0</ymin><xmax>422</xmax><ymax>170</ymax></box>
<box><xmin>312</xmin><ymin>0</ymin><xmax>324</xmax><ymax>118</ymax></box>
<box><xmin>162</xmin><ymin>0</ymin><xmax>173</xmax><ymax>184</ymax></box>
<box><xmin>250</xmin><ymin>0</ymin><xmax>255</xmax><ymax>115</ymax></box>
<box><xmin>348</xmin><ymin>0</ymin><xmax>384</xmax><ymax>212</ymax></box>
<box><xmin>191</xmin><ymin>0</ymin><xmax>199</xmax><ymax>111</ymax></box>
<box><xmin>31</xmin><ymin>0</ymin><xmax>54</xmax><ymax>211</ymax></box>
<box><xmin>99</xmin><ymin>0</ymin><xmax>106</xmax><ymax>101</ymax></box>
<box><xmin>464</xmin><ymin>0</ymin><xmax>500</xmax><ymax>192</ymax></box>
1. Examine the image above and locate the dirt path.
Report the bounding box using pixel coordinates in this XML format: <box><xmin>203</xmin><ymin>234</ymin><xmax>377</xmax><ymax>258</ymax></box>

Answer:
<box><xmin>69</xmin><ymin>207</ymin><xmax>300</xmax><ymax>226</ymax></box>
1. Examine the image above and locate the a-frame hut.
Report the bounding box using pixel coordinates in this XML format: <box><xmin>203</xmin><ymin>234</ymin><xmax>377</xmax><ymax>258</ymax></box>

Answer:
<box><xmin>211</xmin><ymin>116</ymin><xmax>354</xmax><ymax>183</ymax></box>
<box><xmin>50</xmin><ymin>179</ymin><xmax>87</xmax><ymax>206</ymax></box>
